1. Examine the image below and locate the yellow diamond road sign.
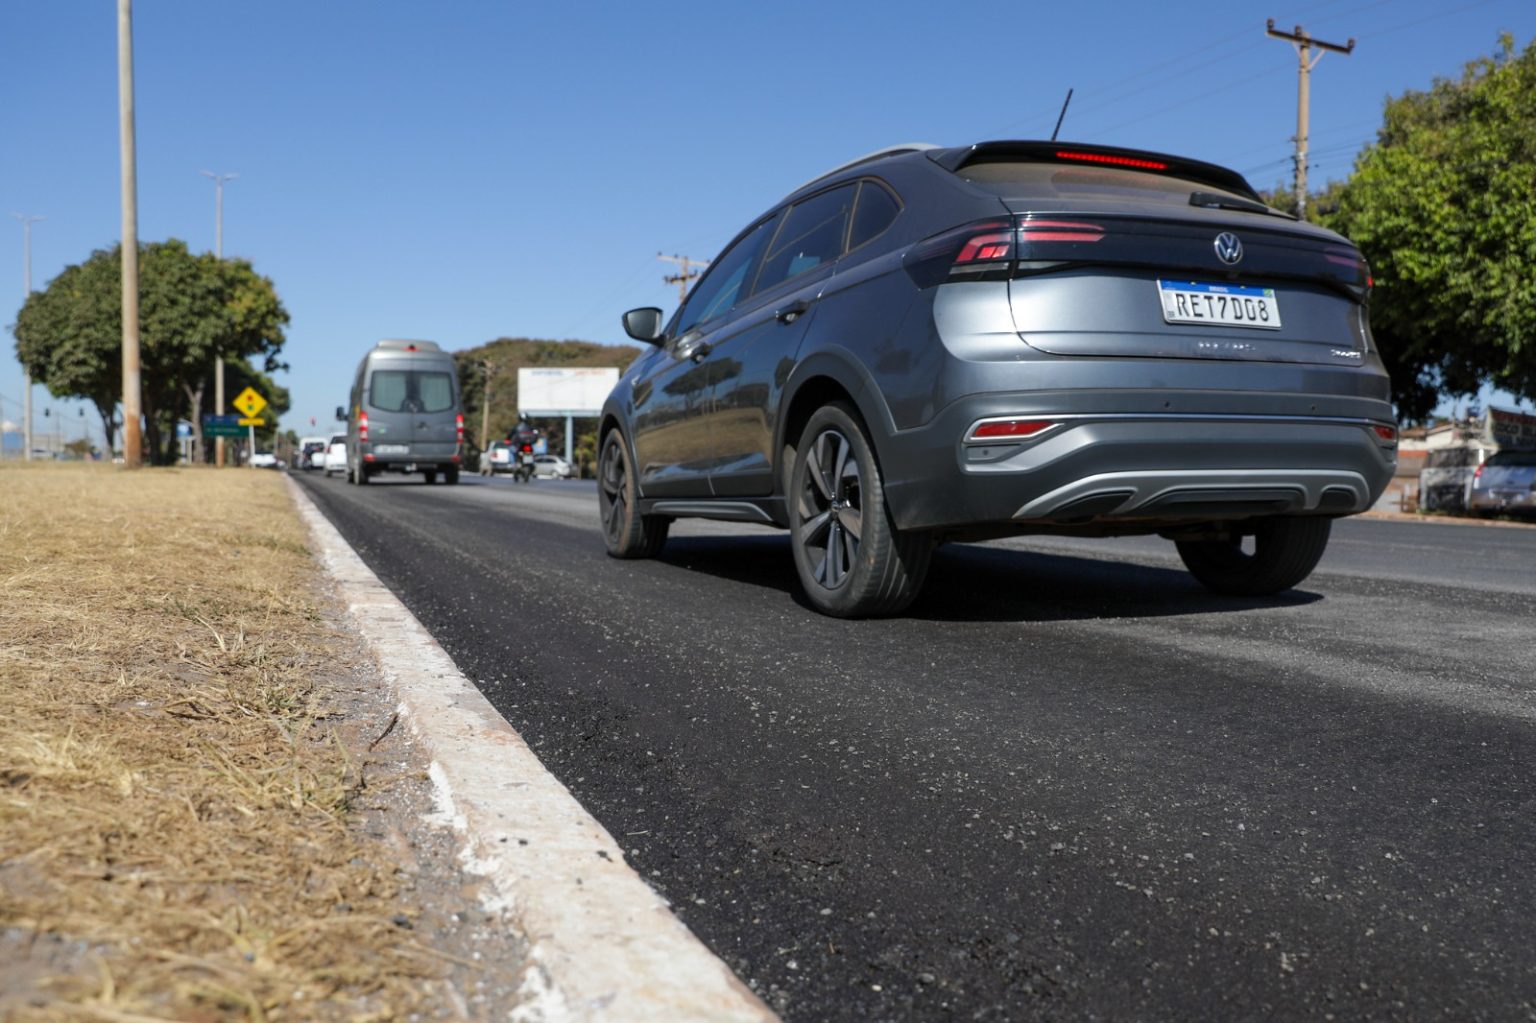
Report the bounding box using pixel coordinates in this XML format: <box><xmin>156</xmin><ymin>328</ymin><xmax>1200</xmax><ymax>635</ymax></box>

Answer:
<box><xmin>232</xmin><ymin>387</ymin><xmax>268</xmax><ymax>419</ymax></box>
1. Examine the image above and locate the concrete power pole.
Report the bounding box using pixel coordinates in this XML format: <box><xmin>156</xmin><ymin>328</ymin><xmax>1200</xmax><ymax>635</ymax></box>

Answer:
<box><xmin>1267</xmin><ymin>19</ymin><xmax>1354</xmax><ymax>221</ymax></box>
<box><xmin>658</xmin><ymin>253</ymin><xmax>709</xmax><ymax>305</ymax></box>
<box><xmin>118</xmin><ymin>0</ymin><xmax>143</xmax><ymax>468</ymax></box>
<box><xmin>11</xmin><ymin>213</ymin><xmax>43</xmax><ymax>461</ymax></box>
<box><xmin>479</xmin><ymin>359</ymin><xmax>497</xmax><ymax>453</ymax></box>
<box><xmin>201</xmin><ymin>171</ymin><xmax>237</xmax><ymax>466</ymax></box>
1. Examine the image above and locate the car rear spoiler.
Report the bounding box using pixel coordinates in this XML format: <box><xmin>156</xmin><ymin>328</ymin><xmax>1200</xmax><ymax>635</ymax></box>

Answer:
<box><xmin>929</xmin><ymin>141</ymin><xmax>1263</xmax><ymax>203</ymax></box>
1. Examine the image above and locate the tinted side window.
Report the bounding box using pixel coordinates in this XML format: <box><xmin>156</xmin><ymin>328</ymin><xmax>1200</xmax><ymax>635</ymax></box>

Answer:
<box><xmin>753</xmin><ymin>184</ymin><xmax>856</xmax><ymax>295</ymax></box>
<box><xmin>849</xmin><ymin>181</ymin><xmax>900</xmax><ymax>251</ymax></box>
<box><xmin>676</xmin><ymin>215</ymin><xmax>780</xmax><ymax>334</ymax></box>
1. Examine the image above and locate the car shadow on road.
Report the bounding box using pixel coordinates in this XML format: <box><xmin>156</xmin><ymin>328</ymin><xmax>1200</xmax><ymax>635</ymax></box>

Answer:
<box><xmin>656</xmin><ymin>535</ymin><xmax>1321</xmax><ymax>623</ymax></box>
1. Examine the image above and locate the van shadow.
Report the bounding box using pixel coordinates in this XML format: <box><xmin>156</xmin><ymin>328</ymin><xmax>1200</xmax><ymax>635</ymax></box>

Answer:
<box><xmin>656</xmin><ymin>535</ymin><xmax>1320</xmax><ymax>623</ymax></box>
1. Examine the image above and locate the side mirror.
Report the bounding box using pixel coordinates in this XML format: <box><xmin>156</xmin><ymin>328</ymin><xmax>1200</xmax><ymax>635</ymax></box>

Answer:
<box><xmin>335</xmin><ymin>405</ymin><xmax>348</xmax><ymax>422</ymax></box>
<box><xmin>622</xmin><ymin>307</ymin><xmax>666</xmax><ymax>346</ymax></box>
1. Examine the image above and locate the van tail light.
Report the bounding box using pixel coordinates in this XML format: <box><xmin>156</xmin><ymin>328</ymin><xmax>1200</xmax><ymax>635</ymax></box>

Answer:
<box><xmin>358</xmin><ymin>410</ymin><xmax>369</xmax><ymax>442</ymax></box>
<box><xmin>906</xmin><ymin>216</ymin><xmax>1104</xmax><ymax>287</ymax></box>
<box><xmin>455</xmin><ymin>413</ymin><xmax>464</xmax><ymax>444</ymax></box>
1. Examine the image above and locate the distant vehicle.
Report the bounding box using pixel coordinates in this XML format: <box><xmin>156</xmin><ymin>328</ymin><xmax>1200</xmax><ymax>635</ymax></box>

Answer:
<box><xmin>1466</xmin><ymin>450</ymin><xmax>1536</xmax><ymax>518</ymax></box>
<box><xmin>533</xmin><ymin>454</ymin><xmax>573</xmax><ymax>478</ymax></box>
<box><xmin>603</xmin><ymin>140</ymin><xmax>1396</xmax><ymax>616</ymax></box>
<box><xmin>298</xmin><ymin>435</ymin><xmax>329</xmax><ymax>470</ymax></box>
<box><xmin>340</xmin><ymin>339</ymin><xmax>464</xmax><ymax>485</ymax></box>
<box><xmin>1418</xmin><ymin>447</ymin><xmax>1488</xmax><ymax>513</ymax></box>
<box><xmin>250</xmin><ymin>450</ymin><xmax>279</xmax><ymax>469</ymax></box>
<box><xmin>323</xmin><ymin>433</ymin><xmax>348</xmax><ymax>476</ymax></box>
<box><xmin>479</xmin><ymin>439</ymin><xmax>514</xmax><ymax>476</ymax></box>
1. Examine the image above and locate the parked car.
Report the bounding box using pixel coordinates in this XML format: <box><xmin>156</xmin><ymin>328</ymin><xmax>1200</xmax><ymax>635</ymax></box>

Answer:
<box><xmin>339</xmin><ymin>339</ymin><xmax>464</xmax><ymax>485</ymax></box>
<box><xmin>600</xmin><ymin>141</ymin><xmax>1397</xmax><ymax>617</ymax></box>
<box><xmin>249</xmin><ymin>450</ymin><xmax>279</xmax><ymax>469</ymax></box>
<box><xmin>297</xmin><ymin>435</ymin><xmax>329</xmax><ymax>470</ymax></box>
<box><xmin>1466</xmin><ymin>449</ymin><xmax>1536</xmax><ymax>517</ymax></box>
<box><xmin>1417</xmin><ymin>446</ymin><xmax>1488</xmax><ymax>513</ymax></box>
<box><xmin>479</xmin><ymin>439</ymin><xmax>515</xmax><ymax>476</ymax></box>
<box><xmin>533</xmin><ymin>454</ymin><xmax>573</xmax><ymax>478</ymax></box>
<box><xmin>323</xmin><ymin>433</ymin><xmax>348</xmax><ymax>476</ymax></box>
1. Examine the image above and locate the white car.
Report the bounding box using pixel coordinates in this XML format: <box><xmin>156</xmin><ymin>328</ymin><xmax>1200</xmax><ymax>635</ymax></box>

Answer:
<box><xmin>250</xmin><ymin>450</ymin><xmax>279</xmax><ymax>469</ymax></box>
<box><xmin>533</xmin><ymin>454</ymin><xmax>573</xmax><ymax>479</ymax></box>
<box><xmin>323</xmin><ymin>434</ymin><xmax>348</xmax><ymax>476</ymax></box>
<box><xmin>297</xmin><ymin>435</ymin><xmax>329</xmax><ymax>470</ymax></box>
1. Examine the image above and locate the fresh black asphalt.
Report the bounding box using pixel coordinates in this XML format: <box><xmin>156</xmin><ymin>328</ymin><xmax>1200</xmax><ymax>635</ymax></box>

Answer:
<box><xmin>295</xmin><ymin>471</ymin><xmax>1536</xmax><ymax>1021</ymax></box>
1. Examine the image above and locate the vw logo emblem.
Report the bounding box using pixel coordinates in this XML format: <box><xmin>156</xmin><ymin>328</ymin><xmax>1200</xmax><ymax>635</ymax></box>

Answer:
<box><xmin>1214</xmin><ymin>232</ymin><xmax>1244</xmax><ymax>265</ymax></box>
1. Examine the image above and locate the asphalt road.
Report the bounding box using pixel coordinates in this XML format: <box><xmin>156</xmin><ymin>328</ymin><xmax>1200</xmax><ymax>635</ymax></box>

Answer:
<box><xmin>294</xmin><ymin>470</ymin><xmax>1536</xmax><ymax>1020</ymax></box>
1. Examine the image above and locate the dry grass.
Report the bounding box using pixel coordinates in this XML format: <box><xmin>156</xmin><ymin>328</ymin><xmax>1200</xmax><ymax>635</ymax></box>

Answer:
<box><xmin>0</xmin><ymin>464</ymin><xmax>451</xmax><ymax>1021</ymax></box>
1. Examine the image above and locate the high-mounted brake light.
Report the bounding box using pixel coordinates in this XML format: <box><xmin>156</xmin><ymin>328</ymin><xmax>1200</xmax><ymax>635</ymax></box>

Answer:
<box><xmin>971</xmin><ymin>419</ymin><xmax>1057</xmax><ymax>440</ymax></box>
<box><xmin>358</xmin><ymin>409</ymin><xmax>369</xmax><ymax>442</ymax></box>
<box><xmin>1054</xmin><ymin>150</ymin><xmax>1168</xmax><ymax>171</ymax></box>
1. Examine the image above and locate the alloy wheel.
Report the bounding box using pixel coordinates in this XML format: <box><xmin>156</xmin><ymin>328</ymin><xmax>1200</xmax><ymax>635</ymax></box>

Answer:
<box><xmin>798</xmin><ymin>427</ymin><xmax>863</xmax><ymax>590</ymax></box>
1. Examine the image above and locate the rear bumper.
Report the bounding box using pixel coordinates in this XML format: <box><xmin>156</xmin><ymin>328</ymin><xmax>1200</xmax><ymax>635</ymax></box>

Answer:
<box><xmin>881</xmin><ymin>402</ymin><xmax>1397</xmax><ymax>533</ymax></box>
<box><xmin>1467</xmin><ymin>488</ymin><xmax>1536</xmax><ymax>515</ymax></box>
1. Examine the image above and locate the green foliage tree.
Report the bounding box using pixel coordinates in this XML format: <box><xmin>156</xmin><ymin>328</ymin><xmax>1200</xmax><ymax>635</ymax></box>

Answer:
<box><xmin>13</xmin><ymin>239</ymin><xmax>288</xmax><ymax>463</ymax></box>
<box><xmin>1319</xmin><ymin>35</ymin><xmax>1536</xmax><ymax>422</ymax></box>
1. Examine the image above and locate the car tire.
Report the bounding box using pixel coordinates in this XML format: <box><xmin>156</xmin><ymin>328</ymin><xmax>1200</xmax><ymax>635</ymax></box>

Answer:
<box><xmin>1175</xmin><ymin>516</ymin><xmax>1332</xmax><ymax>596</ymax></box>
<box><xmin>444</xmin><ymin>467</ymin><xmax>460</xmax><ymax>485</ymax></box>
<box><xmin>424</xmin><ymin>470</ymin><xmax>438</xmax><ymax>485</ymax></box>
<box><xmin>789</xmin><ymin>403</ymin><xmax>933</xmax><ymax>618</ymax></box>
<box><xmin>598</xmin><ymin>429</ymin><xmax>669</xmax><ymax>558</ymax></box>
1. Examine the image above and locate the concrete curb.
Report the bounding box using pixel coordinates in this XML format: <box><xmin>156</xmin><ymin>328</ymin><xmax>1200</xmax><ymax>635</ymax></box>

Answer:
<box><xmin>286</xmin><ymin>478</ymin><xmax>778</xmax><ymax>1023</ymax></box>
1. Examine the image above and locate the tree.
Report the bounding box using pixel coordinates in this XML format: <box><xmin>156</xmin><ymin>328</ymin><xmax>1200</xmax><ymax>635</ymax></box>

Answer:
<box><xmin>1320</xmin><ymin>35</ymin><xmax>1536</xmax><ymax>422</ymax></box>
<box><xmin>13</xmin><ymin>239</ymin><xmax>288</xmax><ymax>463</ymax></box>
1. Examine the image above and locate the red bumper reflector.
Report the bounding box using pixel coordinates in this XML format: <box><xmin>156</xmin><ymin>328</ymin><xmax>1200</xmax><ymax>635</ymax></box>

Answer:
<box><xmin>363</xmin><ymin>454</ymin><xmax>375</xmax><ymax>462</ymax></box>
<box><xmin>1373</xmin><ymin>424</ymin><xmax>1397</xmax><ymax>443</ymax></box>
<box><xmin>972</xmin><ymin>419</ymin><xmax>1055</xmax><ymax>439</ymax></box>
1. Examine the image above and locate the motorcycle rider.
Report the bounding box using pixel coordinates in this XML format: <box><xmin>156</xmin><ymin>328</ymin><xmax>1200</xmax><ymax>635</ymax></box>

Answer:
<box><xmin>508</xmin><ymin>417</ymin><xmax>539</xmax><ymax>481</ymax></box>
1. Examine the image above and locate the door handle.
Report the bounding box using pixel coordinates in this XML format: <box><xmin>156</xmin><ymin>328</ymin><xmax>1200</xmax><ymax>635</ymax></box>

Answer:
<box><xmin>775</xmin><ymin>300</ymin><xmax>810</xmax><ymax>324</ymax></box>
<box><xmin>690</xmin><ymin>341</ymin><xmax>713</xmax><ymax>363</ymax></box>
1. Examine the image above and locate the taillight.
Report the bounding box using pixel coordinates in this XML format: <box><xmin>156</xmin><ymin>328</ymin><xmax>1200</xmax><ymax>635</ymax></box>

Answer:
<box><xmin>906</xmin><ymin>216</ymin><xmax>1104</xmax><ymax>287</ymax></box>
<box><xmin>455</xmin><ymin>413</ymin><xmax>464</xmax><ymax>444</ymax></box>
<box><xmin>1473</xmin><ymin>463</ymin><xmax>1485</xmax><ymax>480</ymax></box>
<box><xmin>1372</xmin><ymin>424</ymin><xmax>1397</xmax><ymax>445</ymax></box>
<box><xmin>358</xmin><ymin>410</ymin><xmax>369</xmax><ymax>442</ymax></box>
<box><xmin>968</xmin><ymin>418</ymin><xmax>1058</xmax><ymax>441</ymax></box>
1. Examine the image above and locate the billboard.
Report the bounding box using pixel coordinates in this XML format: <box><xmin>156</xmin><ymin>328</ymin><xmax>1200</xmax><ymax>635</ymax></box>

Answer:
<box><xmin>1484</xmin><ymin>406</ymin><xmax>1536</xmax><ymax>449</ymax></box>
<box><xmin>518</xmin><ymin>367</ymin><xmax>620</xmax><ymax>417</ymax></box>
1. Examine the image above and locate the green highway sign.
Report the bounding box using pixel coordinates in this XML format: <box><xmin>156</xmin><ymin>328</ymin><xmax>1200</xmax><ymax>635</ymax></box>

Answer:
<box><xmin>202</xmin><ymin>414</ymin><xmax>244</xmax><ymax>438</ymax></box>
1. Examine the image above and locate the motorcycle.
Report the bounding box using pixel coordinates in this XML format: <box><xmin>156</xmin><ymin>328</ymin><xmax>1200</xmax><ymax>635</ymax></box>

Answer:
<box><xmin>511</xmin><ymin>443</ymin><xmax>536</xmax><ymax>483</ymax></box>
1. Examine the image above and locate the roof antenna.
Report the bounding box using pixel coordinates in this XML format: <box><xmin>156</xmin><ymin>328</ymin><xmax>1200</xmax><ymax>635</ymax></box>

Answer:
<box><xmin>1050</xmin><ymin>88</ymin><xmax>1074</xmax><ymax>142</ymax></box>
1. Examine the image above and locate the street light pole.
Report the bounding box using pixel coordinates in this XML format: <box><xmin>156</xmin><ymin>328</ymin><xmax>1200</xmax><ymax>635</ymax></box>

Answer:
<box><xmin>118</xmin><ymin>0</ymin><xmax>143</xmax><ymax>469</ymax></box>
<box><xmin>11</xmin><ymin>213</ymin><xmax>43</xmax><ymax>461</ymax></box>
<box><xmin>200</xmin><ymin>170</ymin><xmax>237</xmax><ymax>466</ymax></box>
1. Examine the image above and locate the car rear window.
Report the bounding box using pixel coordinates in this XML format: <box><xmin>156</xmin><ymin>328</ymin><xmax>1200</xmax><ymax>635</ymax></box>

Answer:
<box><xmin>960</xmin><ymin>161</ymin><xmax>1257</xmax><ymax>208</ymax></box>
<box><xmin>369</xmin><ymin>370</ymin><xmax>456</xmax><ymax>413</ymax></box>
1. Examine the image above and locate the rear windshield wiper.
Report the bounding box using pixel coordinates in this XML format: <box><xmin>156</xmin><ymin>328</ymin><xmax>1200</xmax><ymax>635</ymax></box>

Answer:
<box><xmin>1189</xmin><ymin>190</ymin><xmax>1296</xmax><ymax>220</ymax></box>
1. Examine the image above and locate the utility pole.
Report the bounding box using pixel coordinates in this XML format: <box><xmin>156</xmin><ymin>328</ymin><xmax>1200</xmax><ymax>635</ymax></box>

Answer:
<box><xmin>658</xmin><ymin>253</ymin><xmax>708</xmax><ymax>305</ymax></box>
<box><xmin>1267</xmin><ymin>19</ymin><xmax>1354</xmax><ymax>221</ymax></box>
<box><xmin>118</xmin><ymin>0</ymin><xmax>143</xmax><ymax>468</ymax></box>
<box><xmin>479</xmin><ymin>359</ymin><xmax>497</xmax><ymax>452</ymax></box>
<box><xmin>11</xmin><ymin>213</ymin><xmax>43</xmax><ymax>461</ymax></box>
<box><xmin>201</xmin><ymin>170</ymin><xmax>237</xmax><ymax>466</ymax></box>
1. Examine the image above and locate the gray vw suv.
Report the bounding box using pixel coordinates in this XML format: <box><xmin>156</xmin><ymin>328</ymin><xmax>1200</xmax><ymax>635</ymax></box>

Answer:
<box><xmin>600</xmin><ymin>141</ymin><xmax>1397</xmax><ymax>617</ymax></box>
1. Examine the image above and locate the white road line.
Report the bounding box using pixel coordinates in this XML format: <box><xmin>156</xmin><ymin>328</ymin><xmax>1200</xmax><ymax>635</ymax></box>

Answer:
<box><xmin>287</xmin><ymin>478</ymin><xmax>777</xmax><ymax>1023</ymax></box>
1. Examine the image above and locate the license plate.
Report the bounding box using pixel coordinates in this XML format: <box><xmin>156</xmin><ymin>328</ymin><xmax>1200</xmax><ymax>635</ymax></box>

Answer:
<box><xmin>374</xmin><ymin>444</ymin><xmax>409</xmax><ymax>455</ymax></box>
<box><xmin>1158</xmin><ymin>280</ymin><xmax>1281</xmax><ymax>330</ymax></box>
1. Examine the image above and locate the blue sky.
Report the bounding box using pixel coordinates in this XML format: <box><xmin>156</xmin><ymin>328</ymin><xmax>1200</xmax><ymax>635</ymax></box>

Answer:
<box><xmin>3</xmin><ymin>0</ymin><xmax>1533</xmax><ymax>448</ymax></box>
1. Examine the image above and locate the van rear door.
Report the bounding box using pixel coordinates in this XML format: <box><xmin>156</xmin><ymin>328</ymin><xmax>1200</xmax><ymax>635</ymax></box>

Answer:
<box><xmin>408</xmin><ymin>358</ymin><xmax>459</xmax><ymax>461</ymax></box>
